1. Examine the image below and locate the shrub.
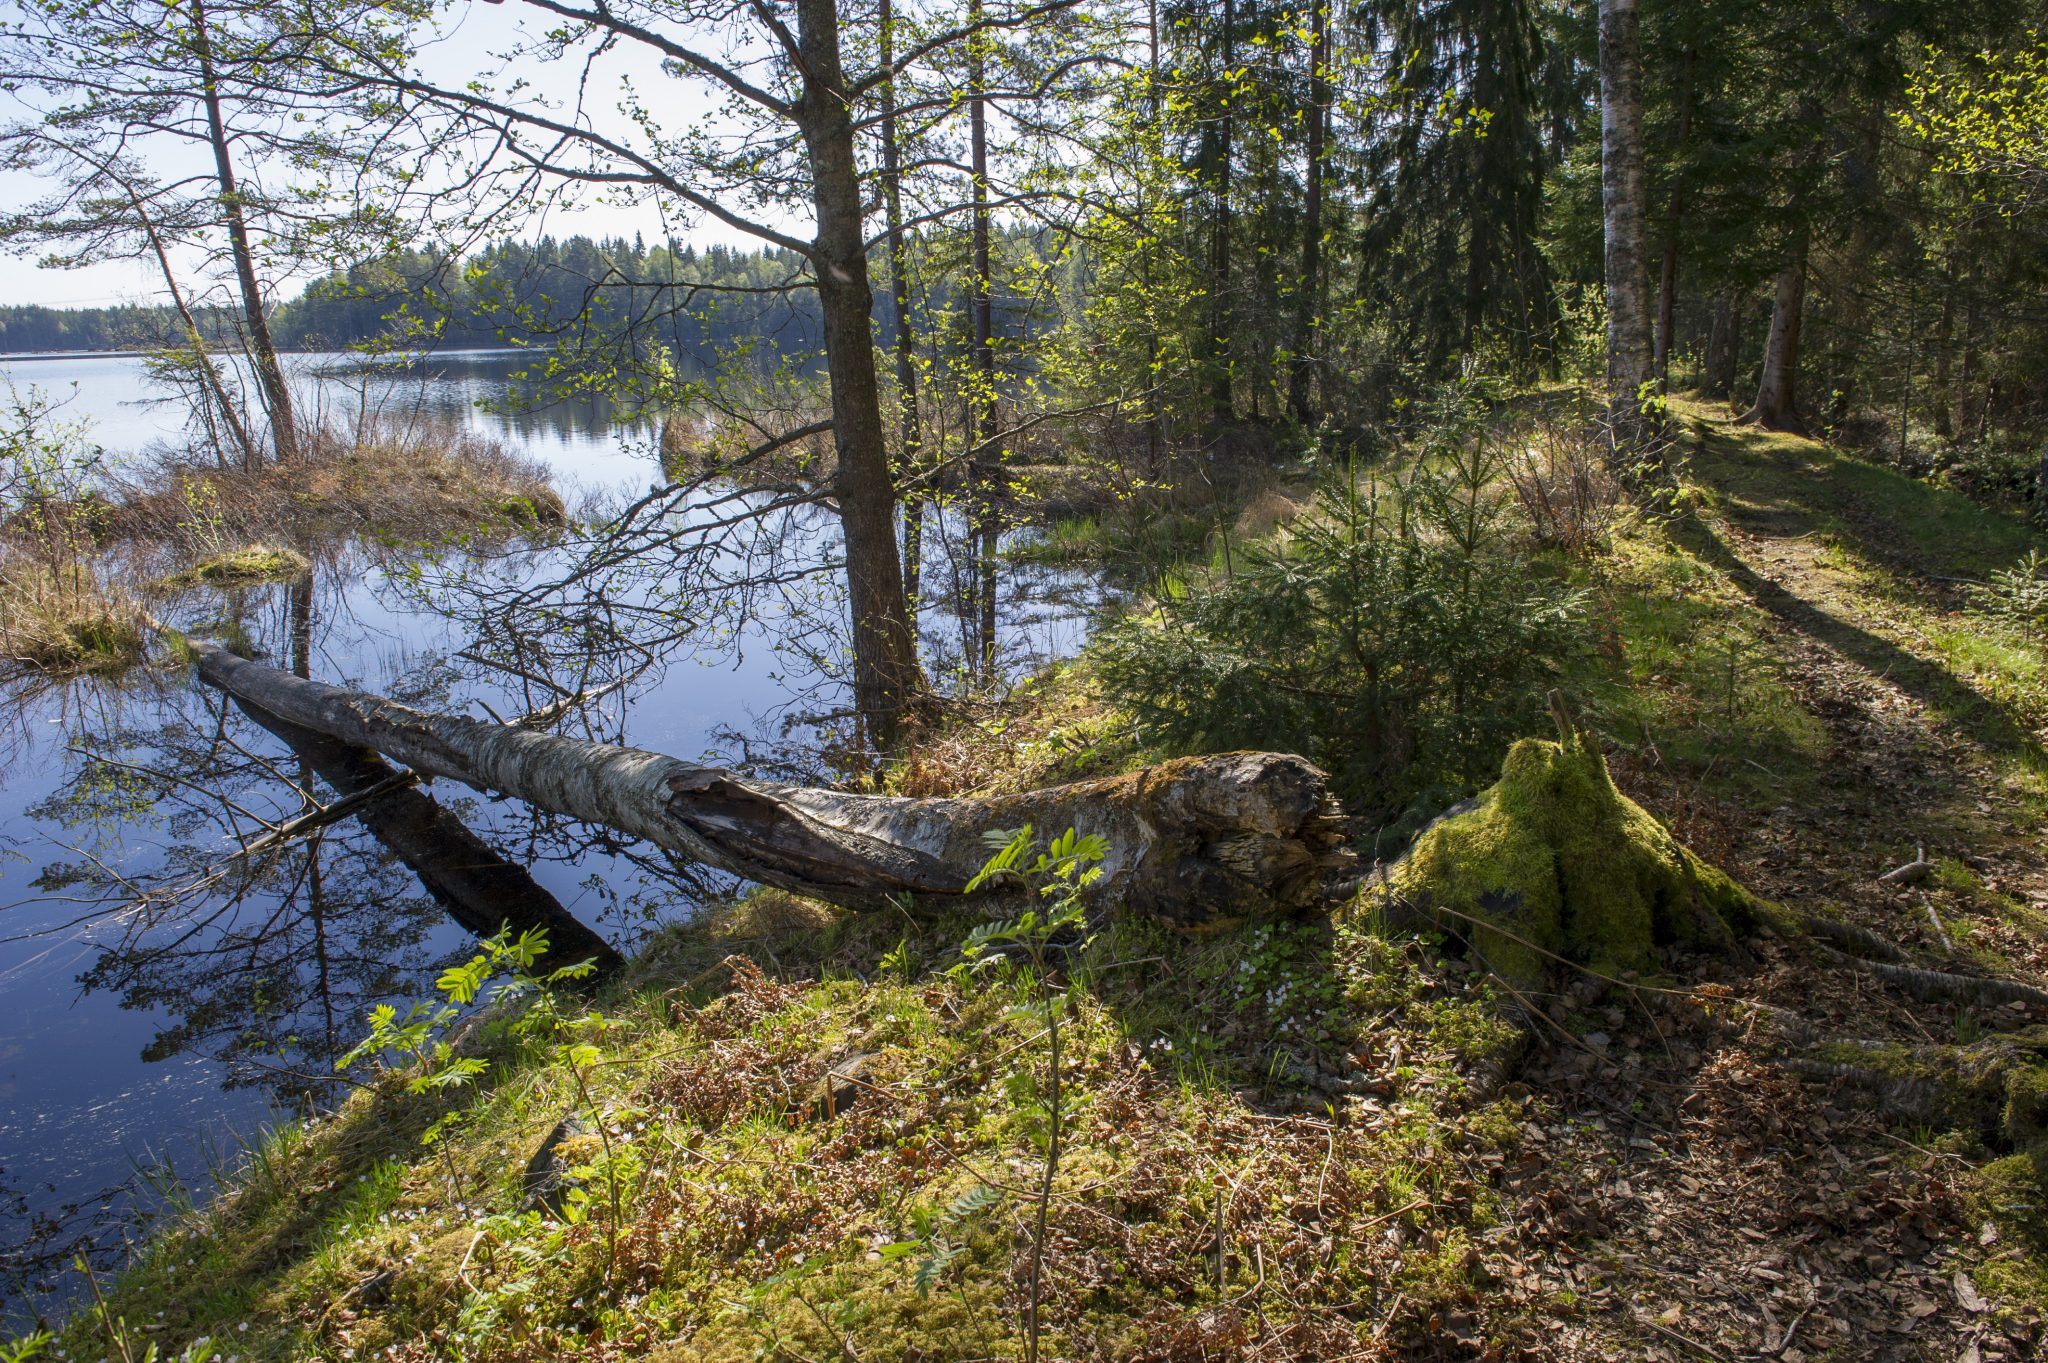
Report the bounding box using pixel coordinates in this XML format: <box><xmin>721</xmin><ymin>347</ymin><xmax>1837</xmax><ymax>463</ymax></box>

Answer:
<box><xmin>1095</xmin><ymin>389</ymin><xmax>1584</xmax><ymax>828</ymax></box>
<box><xmin>0</xmin><ymin>386</ymin><xmax>145</xmax><ymax>678</ymax></box>
<box><xmin>1506</xmin><ymin>397</ymin><xmax>1628</xmax><ymax>555</ymax></box>
<box><xmin>1977</xmin><ymin>548</ymin><xmax>2048</xmax><ymax>636</ymax></box>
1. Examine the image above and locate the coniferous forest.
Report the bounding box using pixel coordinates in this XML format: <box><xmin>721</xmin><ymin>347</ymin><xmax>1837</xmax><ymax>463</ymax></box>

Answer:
<box><xmin>4</xmin><ymin>1</ymin><xmax>2048</xmax><ymax>1358</ymax></box>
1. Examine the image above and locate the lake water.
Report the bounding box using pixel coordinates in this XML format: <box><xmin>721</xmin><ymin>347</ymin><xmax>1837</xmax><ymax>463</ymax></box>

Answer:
<box><xmin>0</xmin><ymin>350</ymin><xmax>1095</xmax><ymax>1320</ymax></box>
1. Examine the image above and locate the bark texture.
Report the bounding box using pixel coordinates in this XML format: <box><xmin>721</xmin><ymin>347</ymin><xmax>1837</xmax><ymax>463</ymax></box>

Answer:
<box><xmin>1207</xmin><ymin>0</ymin><xmax>1236</xmax><ymax>426</ymax></box>
<box><xmin>877</xmin><ymin>0</ymin><xmax>925</xmax><ymax>602</ymax></box>
<box><xmin>1287</xmin><ymin>0</ymin><xmax>1328</xmax><ymax>425</ymax></box>
<box><xmin>241</xmin><ymin>698</ymin><xmax>625</xmax><ymax>976</ymax></box>
<box><xmin>1740</xmin><ymin>245</ymin><xmax>1808</xmax><ymax>431</ymax></box>
<box><xmin>1598</xmin><ymin>0</ymin><xmax>1656</xmax><ymax>435</ymax></box>
<box><xmin>191</xmin><ymin>0</ymin><xmax>298</xmax><ymax>467</ymax></box>
<box><xmin>1653</xmin><ymin>46</ymin><xmax>1696</xmax><ymax>386</ymax></box>
<box><xmin>967</xmin><ymin>0</ymin><xmax>1001</xmax><ymax>677</ymax></box>
<box><xmin>794</xmin><ymin>0</ymin><xmax>924</xmax><ymax>749</ymax></box>
<box><xmin>189</xmin><ymin>640</ymin><xmax>1353</xmax><ymax>928</ymax></box>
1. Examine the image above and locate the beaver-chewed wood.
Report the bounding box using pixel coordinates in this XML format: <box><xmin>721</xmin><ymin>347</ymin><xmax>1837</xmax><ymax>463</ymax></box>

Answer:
<box><xmin>186</xmin><ymin>638</ymin><xmax>1353</xmax><ymax>926</ymax></box>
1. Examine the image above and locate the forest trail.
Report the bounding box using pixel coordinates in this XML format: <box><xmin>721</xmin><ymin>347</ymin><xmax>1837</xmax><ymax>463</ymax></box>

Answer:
<box><xmin>1681</xmin><ymin>407</ymin><xmax>2048</xmax><ymax>990</ymax></box>
<box><xmin>1509</xmin><ymin>407</ymin><xmax>2048</xmax><ymax>1361</ymax></box>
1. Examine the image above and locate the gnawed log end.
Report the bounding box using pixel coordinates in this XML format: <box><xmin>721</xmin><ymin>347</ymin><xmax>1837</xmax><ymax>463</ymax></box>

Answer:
<box><xmin>899</xmin><ymin>751</ymin><xmax>1356</xmax><ymax>930</ymax></box>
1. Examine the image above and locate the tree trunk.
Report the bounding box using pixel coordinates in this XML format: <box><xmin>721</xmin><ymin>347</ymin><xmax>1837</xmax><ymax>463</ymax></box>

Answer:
<box><xmin>968</xmin><ymin>0</ymin><xmax>1000</xmax><ymax>680</ymax></box>
<box><xmin>1144</xmin><ymin>0</ymin><xmax>1164</xmax><ymax>473</ymax></box>
<box><xmin>1598</xmin><ymin>0</ymin><xmax>1657</xmax><ymax>438</ymax></box>
<box><xmin>794</xmin><ymin>0</ymin><xmax>925</xmax><ymax>749</ymax></box>
<box><xmin>190</xmin><ymin>0</ymin><xmax>298</xmax><ymax>467</ymax></box>
<box><xmin>878</xmin><ymin>0</ymin><xmax>925</xmax><ymax>603</ymax></box>
<box><xmin>1932</xmin><ymin>269</ymin><xmax>1955</xmax><ymax>441</ymax></box>
<box><xmin>1707</xmin><ymin>292</ymin><xmax>1740</xmax><ymax>400</ymax></box>
<box><xmin>269</xmin><ymin>577</ymin><xmax>622</xmax><ymax>976</ymax></box>
<box><xmin>1287</xmin><ymin>0</ymin><xmax>1328</xmax><ymax>425</ymax></box>
<box><xmin>1207</xmin><ymin>0</ymin><xmax>1235</xmax><ymax>427</ymax></box>
<box><xmin>1740</xmin><ymin>243</ymin><xmax>1807</xmax><ymax>432</ymax></box>
<box><xmin>186</xmin><ymin>638</ymin><xmax>1352</xmax><ymax>929</ymax></box>
<box><xmin>115</xmin><ymin>171</ymin><xmax>261</xmax><ymax>471</ymax></box>
<box><xmin>1653</xmin><ymin>46</ymin><xmax>1696</xmax><ymax>387</ymax></box>
<box><xmin>241</xmin><ymin>699</ymin><xmax>624</xmax><ymax>976</ymax></box>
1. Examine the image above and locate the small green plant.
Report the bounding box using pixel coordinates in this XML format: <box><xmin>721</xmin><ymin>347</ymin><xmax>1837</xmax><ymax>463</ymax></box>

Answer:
<box><xmin>950</xmin><ymin>824</ymin><xmax>1106</xmax><ymax>1363</ymax></box>
<box><xmin>1977</xmin><ymin>548</ymin><xmax>2048</xmax><ymax>636</ymax></box>
<box><xmin>1098</xmin><ymin>379</ymin><xmax>1584</xmax><ymax>825</ymax></box>
<box><xmin>72</xmin><ymin>1255</ymin><xmax>218</xmax><ymax>1363</ymax></box>
<box><xmin>0</xmin><ymin>1331</ymin><xmax>53</xmax><ymax>1363</ymax></box>
<box><xmin>339</xmin><ymin>924</ymin><xmax>596</xmax><ymax>1208</ymax></box>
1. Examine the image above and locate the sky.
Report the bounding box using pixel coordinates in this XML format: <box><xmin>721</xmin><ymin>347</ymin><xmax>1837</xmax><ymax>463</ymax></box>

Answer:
<box><xmin>0</xmin><ymin>0</ymin><xmax>785</xmax><ymax>309</ymax></box>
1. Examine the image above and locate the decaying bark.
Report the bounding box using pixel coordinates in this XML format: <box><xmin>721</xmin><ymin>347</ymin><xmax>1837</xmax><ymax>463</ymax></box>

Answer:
<box><xmin>188</xmin><ymin>639</ymin><xmax>1353</xmax><ymax>927</ymax></box>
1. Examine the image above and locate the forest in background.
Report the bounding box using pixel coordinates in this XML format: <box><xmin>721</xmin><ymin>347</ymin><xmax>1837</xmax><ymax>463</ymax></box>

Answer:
<box><xmin>1</xmin><ymin>0</ymin><xmax>2045</xmax><ymax>467</ymax></box>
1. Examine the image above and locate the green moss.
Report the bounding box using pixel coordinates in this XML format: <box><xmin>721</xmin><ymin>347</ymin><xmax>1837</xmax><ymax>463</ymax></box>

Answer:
<box><xmin>1973</xmin><ymin>1153</ymin><xmax>2048</xmax><ymax>1308</ymax></box>
<box><xmin>1370</xmin><ymin>732</ymin><xmax>1760</xmax><ymax>989</ymax></box>
<box><xmin>160</xmin><ymin>544</ymin><xmax>311</xmax><ymax>590</ymax></box>
<box><xmin>1805</xmin><ymin>1031</ymin><xmax>2048</xmax><ymax>1151</ymax></box>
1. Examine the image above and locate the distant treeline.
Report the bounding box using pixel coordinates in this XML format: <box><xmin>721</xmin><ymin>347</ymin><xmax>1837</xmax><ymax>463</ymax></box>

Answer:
<box><xmin>0</xmin><ymin>303</ymin><xmax>204</xmax><ymax>353</ymax></box>
<box><xmin>0</xmin><ymin>237</ymin><xmax>829</xmax><ymax>357</ymax></box>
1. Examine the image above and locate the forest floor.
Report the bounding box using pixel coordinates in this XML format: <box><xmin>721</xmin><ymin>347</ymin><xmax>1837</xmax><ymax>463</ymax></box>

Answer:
<box><xmin>31</xmin><ymin>404</ymin><xmax>2048</xmax><ymax>1362</ymax></box>
<box><xmin>1493</xmin><ymin>402</ymin><xmax>2048</xmax><ymax>1362</ymax></box>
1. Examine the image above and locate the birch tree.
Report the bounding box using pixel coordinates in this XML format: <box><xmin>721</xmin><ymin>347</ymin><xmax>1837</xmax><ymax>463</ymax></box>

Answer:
<box><xmin>0</xmin><ymin>0</ymin><xmax>387</xmax><ymax>465</ymax></box>
<box><xmin>1597</xmin><ymin>0</ymin><xmax>1656</xmax><ymax>442</ymax></box>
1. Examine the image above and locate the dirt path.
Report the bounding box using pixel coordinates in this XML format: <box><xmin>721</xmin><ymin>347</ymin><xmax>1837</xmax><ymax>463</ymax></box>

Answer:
<box><xmin>1484</xmin><ymin>415</ymin><xmax>2048</xmax><ymax>1362</ymax></box>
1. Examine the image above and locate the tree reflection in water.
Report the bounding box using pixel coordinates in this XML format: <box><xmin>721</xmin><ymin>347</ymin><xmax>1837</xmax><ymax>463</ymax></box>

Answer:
<box><xmin>3</xmin><ymin>566</ymin><xmax>683</xmax><ymax>1304</ymax></box>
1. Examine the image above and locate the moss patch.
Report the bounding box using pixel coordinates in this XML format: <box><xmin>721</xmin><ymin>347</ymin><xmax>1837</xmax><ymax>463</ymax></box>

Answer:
<box><xmin>160</xmin><ymin>544</ymin><xmax>311</xmax><ymax>590</ymax></box>
<box><xmin>1369</xmin><ymin>729</ymin><xmax>1761</xmax><ymax>989</ymax></box>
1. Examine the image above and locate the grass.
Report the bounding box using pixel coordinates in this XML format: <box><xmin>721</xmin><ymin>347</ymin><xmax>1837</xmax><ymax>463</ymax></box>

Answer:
<box><xmin>0</xmin><ymin>560</ymin><xmax>145</xmax><ymax>677</ymax></box>
<box><xmin>157</xmin><ymin>544</ymin><xmax>312</xmax><ymax>591</ymax></box>
<box><xmin>108</xmin><ymin>424</ymin><xmax>567</xmax><ymax>554</ymax></box>
<box><xmin>41</xmin><ymin>894</ymin><xmax>1522</xmax><ymax>1363</ymax></box>
<box><xmin>0</xmin><ymin>420</ymin><xmax>565</xmax><ymax>682</ymax></box>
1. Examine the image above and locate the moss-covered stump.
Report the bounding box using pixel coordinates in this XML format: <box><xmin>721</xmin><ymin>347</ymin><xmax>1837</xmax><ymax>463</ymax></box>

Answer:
<box><xmin>1366</xmin><ymin>730</ymin><xmax>1762</xmax><ymax>990</ymax></box>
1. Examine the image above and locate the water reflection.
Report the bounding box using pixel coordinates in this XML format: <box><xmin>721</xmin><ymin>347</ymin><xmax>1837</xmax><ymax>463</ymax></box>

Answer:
<box><xmin>0</xmin><ymin>349</ymin><xmax>1102</xmax><ymax>1320</ymax></box>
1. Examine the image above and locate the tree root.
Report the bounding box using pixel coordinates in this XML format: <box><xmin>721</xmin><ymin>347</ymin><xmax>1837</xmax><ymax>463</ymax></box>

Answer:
<box><xmin>1778</xmin><ymin>1031</ymin><xmax>2048</xmax><ymax>1152</ymax></box>
<box><xmin>1813</xmin><ymin>943</ymin><xmax>2048</xmax><ymax>1009</ymax></box>
<box><xmin>1789</xmin><ymin>911</ymin><xmax>1909</xmax><ymax>964</ymax></box>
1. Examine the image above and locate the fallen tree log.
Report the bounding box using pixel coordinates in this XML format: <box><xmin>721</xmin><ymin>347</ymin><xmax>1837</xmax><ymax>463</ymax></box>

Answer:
<box><xmin>185</xmin><ymin>638</ymin><xmax>1352</xmax><ymax>927</ymax></box>
<box><xmin>235</xmin><ymin>697</ymin><xmax>626</xmax><ymax>977</ymax></box>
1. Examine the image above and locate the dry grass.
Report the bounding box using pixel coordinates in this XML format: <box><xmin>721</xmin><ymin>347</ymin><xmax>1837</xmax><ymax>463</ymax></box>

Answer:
<box><xmin>107</xmin><ymin>421</ymin><xmax>566</xmax><ymax>553</ymax></box>
<box><xmin>0</xmin><ymin>558</ymin><xmax>146</xmax><ymax>676</ymax></box>
<box><xmin>885</xmin><ymin>660</ymin><xmax>1144</xmax><ymax>798</ymax></box>
<box><xmin>0</xmin><ymin>416</ymin><xmax>564</xmax><ymax>680</ymax></box>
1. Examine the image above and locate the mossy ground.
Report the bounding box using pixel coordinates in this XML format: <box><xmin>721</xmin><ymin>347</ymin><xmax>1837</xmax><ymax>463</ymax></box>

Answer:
<box><xmin>52</xmin><ymin>896</ymin><xmax>1527</xmax><ymax>1363</ymax></box>
<box><xmin>158</xmin><ymin>544</ymin><xmax>312</xmax><ymax>591</ymax></box>
<box><xmin>32</xmin><ymin>398</ymin><xmax>2048</xmax><ymax>1359</ymax></box>
<box><xmin>1377</xmin><ymin>733</ymin><xmax>1758</xmax><ymax>990</ymax></box>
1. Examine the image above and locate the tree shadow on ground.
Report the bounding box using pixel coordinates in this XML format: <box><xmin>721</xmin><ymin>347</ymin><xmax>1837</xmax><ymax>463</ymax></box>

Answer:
<box><xmin>1677</xmin><ymin>516</ymin><xmax>2047</xmax><ymax>770</ymax></box>
<box><xmin>1683</xmin><ymin>407</ymin><xmax>2042</xmax><ymax>580</ymax></box>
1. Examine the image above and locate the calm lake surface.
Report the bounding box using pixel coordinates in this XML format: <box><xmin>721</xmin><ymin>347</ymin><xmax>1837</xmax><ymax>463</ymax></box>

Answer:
<box><xmin>0</xmin><ymin>349</ymin><xmax>1095</xmax><ymax>1319</ymax></box>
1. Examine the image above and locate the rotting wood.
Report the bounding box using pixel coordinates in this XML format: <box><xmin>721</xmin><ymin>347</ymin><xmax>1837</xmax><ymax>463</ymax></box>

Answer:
<box><xmin>185</xmin><ymin>637</ymin><xmax>1353</xmax><ymax>926</ymax></box>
